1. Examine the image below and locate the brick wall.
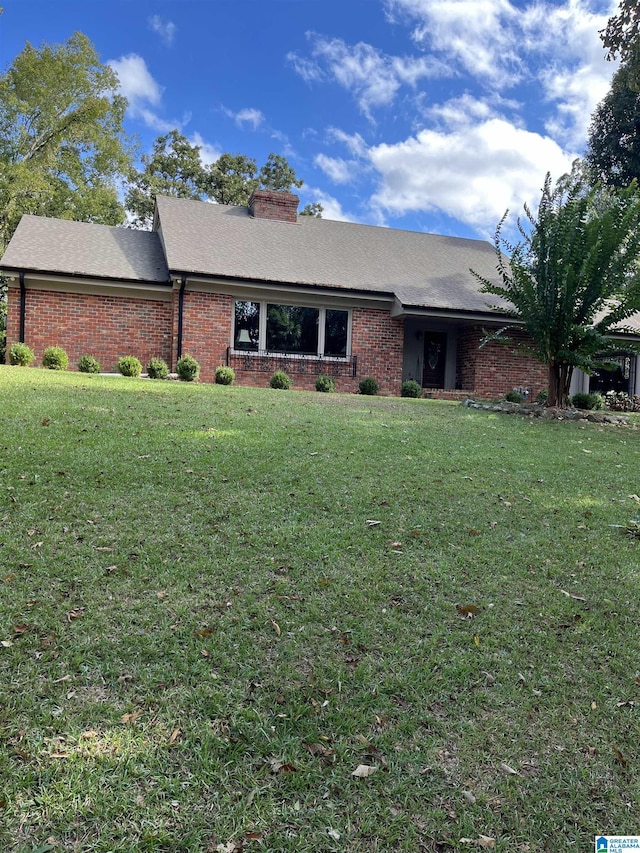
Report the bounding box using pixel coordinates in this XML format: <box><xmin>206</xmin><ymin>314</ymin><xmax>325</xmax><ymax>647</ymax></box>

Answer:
<box><xmin>5</xmin><ymin>286</ymin><xmax>172</xmax><ymax>371</ymax></box>
<box><xmin>351</xmin><ymin>306</ymin><xmax>405</xmax><ymax>396</ymax></box>
<box><xmin>457</xmin><ymin>325</ymin><xmax>547</xmax><ymax>398</ymax></box>
<box><xmin>179</xmin><ymin>291</ymin><xmax>234</xmax><ymax>383</ymax></box>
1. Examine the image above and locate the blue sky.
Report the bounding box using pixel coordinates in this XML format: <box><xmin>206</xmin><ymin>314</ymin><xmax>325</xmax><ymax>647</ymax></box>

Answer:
<box><xmin>1</xmin><ymin>0</ymin><xmax>619</xmax><ymax>240</ymax></box>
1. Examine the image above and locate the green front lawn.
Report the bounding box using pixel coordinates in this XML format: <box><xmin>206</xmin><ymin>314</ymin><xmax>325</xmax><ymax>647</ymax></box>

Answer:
<box><xmin>0</xmin><ymin>367</ymin><xmax>638</xmax><ymax>852</ymax></box>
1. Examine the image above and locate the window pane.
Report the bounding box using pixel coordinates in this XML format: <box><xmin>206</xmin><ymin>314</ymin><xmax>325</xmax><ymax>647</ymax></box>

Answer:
<box><xmin>325</xmin><ymin>309</ymin><xmax>348</xmax><ymax>356</ymax></box>
<box><xmin>267</xmin><ymin>304</ymin><xmax>319</xmax><ymax>354</ymax></box>
<box><xmin>234</xmin><ymin>301</ymin><xmax>259</xmax><ymax>350</ymax></box>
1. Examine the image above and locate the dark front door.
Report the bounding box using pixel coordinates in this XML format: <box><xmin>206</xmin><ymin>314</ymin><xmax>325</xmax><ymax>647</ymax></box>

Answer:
<box><xmin>422</xmin><ymin>332</ymin><xmax>447</xmax><ymax>388</ymax></box>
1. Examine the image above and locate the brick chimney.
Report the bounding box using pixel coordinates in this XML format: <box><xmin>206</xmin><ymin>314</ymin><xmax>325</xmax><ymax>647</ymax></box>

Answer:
<box><xmin>249</xmin><ymin>189</ymin><xmax>299</xmax><ymax>223</ymax></box>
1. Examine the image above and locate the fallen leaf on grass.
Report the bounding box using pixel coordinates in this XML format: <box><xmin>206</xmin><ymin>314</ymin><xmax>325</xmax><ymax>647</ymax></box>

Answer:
<box><xmin>196</xmin><ymin>628</ymin><xmax>214</xmax><ymax>637</ymax></box>
<box><xmin>41</xmin><ymin>418</ymin><xmax>50</xmax><ymax>427</ymax></box>
<box><xmin>121</xmin><ymin>709</ymin><xmax>144</xmax><ymax>725</ymax></box>
<box><xmin>460</xmin><ymin>836</ymin><xmax>496</xmax><ymax>849</ymax></box>
<box><xmin>499</xmin><ymin>762</ymin><xmax>520</xmax><ymax>775</ymax></box>
<box><xmin>366</xmin><ymin>520</ymin><xmax>381</xmax><ymax>527</ymax></box>
<box><xmin>1</xmin><ymin>640</ymin><xmax>13</xmax><ymax>648</ymax></box>
<box><xmin>613</xmin><ymin>744</ymin><xmax>628</xmax><ymax>768</ymax></box>
<box><xmin>13</xmin><ymin>624</ymin><xmax>28</xmax><ymax>635</ymax></box>
<box><xmin>168</xmin><ymin>728</ymin><xmax>181</xmax><ymax>746</ymax></box>
<box><xmin>328</xmin><ymin>829</ymin><xmax>341</xmax><ymax>841</ymax></box>
<box><xmin>559</xmin><ymin>589</ymin><xmax>586</xmax><ymax>601</ymax></box>
<box><xmin>268</xmin><ymin>758</ymin><xmax>297</xmax><ymax>773</ymax></box>
<box><xmin>456</xmin><ymin>604</ymin><xmax>480</xmax><ymax>617</ymax></box>
<box><xmin>271</xmin><ymin>620</ymin><xmax>281</xmax><ymax>637</ymax></box>
<box><xmin>352</xmin><ymin>764</ymin><xmax>378</xmax><ymax>777</ymax></box>
<box><xmin>66</xmin><ymin>608</ymin><xmax>84</xmax><ymax>622</ymax></box>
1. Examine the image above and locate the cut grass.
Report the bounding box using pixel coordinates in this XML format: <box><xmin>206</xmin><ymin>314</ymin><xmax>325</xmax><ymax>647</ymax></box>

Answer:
<box><xmin>0</xmin><ymin>366</ymin><xmax>638</xmax><ymax>852</ymax></box>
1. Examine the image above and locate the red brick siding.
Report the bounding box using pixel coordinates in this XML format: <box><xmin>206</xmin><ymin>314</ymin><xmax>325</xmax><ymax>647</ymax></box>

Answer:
<box><xmin>6</xmin><ymin>287</ymin><xmax>172</xmax><ymax>371</ymax></box>
<box><xmin>5</xmin><ymin>284</ymin><xmax>20</xmax><ymax>362</ymax></box>
<box><xmin>179</xmin><ymin>291</ymin><xmax>234</xmax><ymax>383</ymax></box>
<box><xmin>350</xmin><ymin>306</ymin><xmax>404</xmax><ymax>396</ymax></box>
<box><xmin>457</xmin><ymin>326</ymin><xmax>547</xmax><ymax>398</ymax></box>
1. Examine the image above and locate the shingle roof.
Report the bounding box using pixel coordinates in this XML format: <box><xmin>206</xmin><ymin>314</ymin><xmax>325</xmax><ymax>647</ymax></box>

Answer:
<box><xmin>0</xmin><ymin>215</ymin><xmax>170</xmax><ymax>284</ymax></box>
<box><xmin>155</xmin><ymin>195</ymin><xmax>508</xmax><ymax>314</ymax></box>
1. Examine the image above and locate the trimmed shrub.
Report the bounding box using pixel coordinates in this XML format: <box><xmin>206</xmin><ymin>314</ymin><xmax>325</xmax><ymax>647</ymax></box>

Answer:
<box><xmin>505</xmin><ymin>390</ymin><xmax>523</xmax><ymax>403</ymax></box>
<box><xmin>315</xmin><ymin>374</ymin><xmax>336</xmax><ymax>393</ymax></box>
<box><xmin>358</xmin><ymin>377</ymin><xmax>378</xmax><ymax>396</ymax></box>
<box><xmin>535</xmin><ymin>388</ymin><xmax>548</xmax><ymax>405</ymax></box>
<box><xmin>118</xmin><ymin>355</ymin><xmax>142</xmax><ymax>378</ymax></box>
<box><xmin>215</xmin><ymin>365</ymin><xmax>235</xmax><ymax>385</ymax></box>
<box><xmin>270</xmin><ymin>370</ymin><xmax>291</xmax><ymax>390</ymax></box>
<box><xmin>42</xmin><ymin>346</ymin><xmax>69</xmax><ymax>371</ymax></box>
<box><xmin>9</xmin><ymin>342</ymin><xmax>35</xmax><ymax>366</ymax></box>
<box><xmin>401</xmin><ymin>379</ymin><xmax>422</xmax><ymax>398</ymax></box>
<box><xmin>572</xmin><ymin>391</ymin><xmax>603</xmax><ymax>411</ymax></box>
<box><xmin>176</xmin><ymin>354</ymin><xmax>200</xmax><ymax>382</ymax></box>
<box><xmin>147</xmin><ymin>357</ymin><xmax>169</xmax><ymax>379</ymax></box>
<box><xmin>78</xmin><ymin>355</ymin><xmax>101</xmax><ymax>374</ymax></box>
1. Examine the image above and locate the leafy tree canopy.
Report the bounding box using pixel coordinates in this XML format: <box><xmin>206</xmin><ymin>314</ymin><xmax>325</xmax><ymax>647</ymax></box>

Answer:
<box><xmin>473</xmin><ymin>165</ymin><xmax>640</xmax><ymax>408</ymax></box>
<box><xmin>125</xmin><ymin>132</ymin><xmax>309</xmax><ymax>228</ymax></box>
<box><xmin>125</xmin><ymin>130</ymin><xmax>209</xmax><ymax>229</ymax></box>
<box><xmin>0</xmin><ymin>32</ymin><xmax>133</xmax><ymax>251</ymax></box>
<box><xmin>601</xmin><ymin>0</ymin><xmax>640</xmax><ymax>62</ymax></box>
<box><xmin>586</xmin><ymin>55</ymin><xmax>640</xmax><ymax>187</ymax></box>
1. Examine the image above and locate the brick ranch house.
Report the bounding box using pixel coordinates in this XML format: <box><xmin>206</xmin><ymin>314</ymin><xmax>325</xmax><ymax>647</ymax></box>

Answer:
<box><xmin>2</xmin><ymin>189</ymin><xmax>639</xmax><ymax>399</ymax></box>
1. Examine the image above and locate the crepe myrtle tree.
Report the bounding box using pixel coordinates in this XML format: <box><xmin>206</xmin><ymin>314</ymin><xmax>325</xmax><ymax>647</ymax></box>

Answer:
<box><xmin>472</xmin><ymin>166</ymin><xmax>640</xmax><ymax>408</ymax></box>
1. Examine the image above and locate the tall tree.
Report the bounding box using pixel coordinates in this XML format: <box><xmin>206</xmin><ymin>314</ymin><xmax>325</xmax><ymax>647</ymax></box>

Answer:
<box><xmin>125</xmin><ymin>135</ymin><xmax>307</xmax><ymax>222</ymax></box>
<box><xmin>300</xmin><ymin>202</ymin><xmax>324</xmax><ymax>218</ymax></box>
<box><xmin>258</xmin><ymin>153</ymin><xmax>303</xmax><ymax>193</ymax></box>
<box><xmin>206</xmin><ymin>152</ymin><xmax>259</xmax><ymax>206</ymax></box>
<box><xmin>473</xmin><ymin>168</ymin><xmax>640</xmax><ymax>408</ymax></box>
<box><xmin>601</xmin><ymin>0</ymin><xmax>640</xmax><ymax>62</ymax></box>
<box><xmin>125</xmin><ymin>130</ymin><xmax>209</xmax><ymax>229</ymax></box>
<box><xmin>0</xmin><ymin>32</ymin><xmax>133</xmax><ymax>251</ymax></box>
<box><xmin>586</xmin><ymin>55</ymin><xmax>640</xmax><ymax>187</ymax></box>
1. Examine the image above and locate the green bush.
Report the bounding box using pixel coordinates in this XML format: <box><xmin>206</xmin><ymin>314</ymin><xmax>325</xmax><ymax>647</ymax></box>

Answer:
<box><xmin>9</xmin><ymin>342</ymin><xmax>35</xmax><ymax>366</ymax></box>
<box><xmin>572</xmin><ymin>391</ymin><xmax>603</xmax><ymax>411</ymax></box>
<box><xmin>147</xmin><ymin>357</ymin><xmax>169</xmax><ymax>379</ymax></box>
<box><xmin>270</xmin><ymin>370</ymin><xmax>291</xmax><ymax>390</ymax></box>
<box><xmin>176</xmin><ymin>354</ymin><xmax>200</xmax><ymax>382</ymax></box>
<box><xmin>505</xmin><ymin>390</ymin><xmax>524</xmax><ymax>403</ymax></box>
<box><xmin>215</xmin><ymin>365</ymin><xmax>235</xmax><ymax>385</ymax></box>
<box><xmin>401</xmin><ymin>379</ymin><xmax>422</xmax><ymax>398</ymax></box>
<box><xmin>315</xmin><ymin>374</ymin><xmax>336</xmax><ymax>393</ymax></box>
<box><xmin>117</xmin><ymin>355</ymin><xmax>142</xmax><ymax>378</ymax></box>
<box><xmin>42</xmin><ymin>346</ymin><xmax>69</xmax><ymax>371</ymax></box>
<box><xmin>359</xmin><ymin>377</ymin><xmax>379</xmax><ymax>396</ymax></box>
<box><xmin>535</xmin><ymin>388</ymin><xmax>548</xmax><ymax>405</ymax></box>
<box><xmin>78</xmin><ymin>355</ymin><xmax>101</xmax><ymax>374</ymax></box>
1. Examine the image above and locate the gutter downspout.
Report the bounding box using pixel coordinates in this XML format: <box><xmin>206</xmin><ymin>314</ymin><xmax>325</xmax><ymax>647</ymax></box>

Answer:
<box><xmin>19</xmin><ymin>272</ymin><xmax>26</xmax><ymax>343</ymax></box>
<box><xmin>176</xmin><ymin>274</ymin><xmax>187</xmax><ymax>361</ymax></box>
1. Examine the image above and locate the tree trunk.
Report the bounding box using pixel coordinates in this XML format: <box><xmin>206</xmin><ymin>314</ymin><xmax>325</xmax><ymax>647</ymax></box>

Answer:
<box><xmin>547</xmin><ymin>362</ymin><xmax>574</xmax><ymax>408</ymax></box>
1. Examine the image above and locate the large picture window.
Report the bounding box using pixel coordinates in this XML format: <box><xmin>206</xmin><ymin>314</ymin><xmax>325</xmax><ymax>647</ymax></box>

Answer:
<box><xmin>233</xmin><ymin>300</ymin><xmax>349</xmax><ymax>358</ymax></box>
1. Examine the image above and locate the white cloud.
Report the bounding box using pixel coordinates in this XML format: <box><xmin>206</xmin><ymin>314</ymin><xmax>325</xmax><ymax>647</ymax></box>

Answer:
<box><xmin>368</xmin><ymin>118</ymin><xmax>577</xmax><ymax>232</ymax></box>
<box><xmin>109</xmin><ymin>54</ymin><xmax>163</xmax><ymax>107</ymax></box>
<box><xmin>314</xmin><ymin>153</ymin><xmax>356</xmax><ymax>184</ymax></box>
<box><xmin>148</xmin><ymin>15</ymin><xmax>176</xmax><ymax>46</ymax></box>
<box><xmin>190</xmin><ymin>132</ymin><xmax>221</xmax><ymax>166</ymax></box>
<box><xmin>386</xmin><ymin>0</ymin><xmax>522</xmax><ymax>87</ymax></box>
<box><xmin>303</xmin><ymin>188</ymin><xmax>358</xmax><ymax>222</ymax></box>
<box><xmin>108</xmin><ymin>54</ymin><xmax>180</xmax><ymax>132</ymax></box>
<box><xmin>326</xmin><ymin>127</ymin><xmax>368</xmax><ymax>157</ymax></box>
<box><xmin>235</xmin><ymin>108</ymin><xmax>265</xmax><ymax>129</ymax></box>
<box><xmin>289</xmin><ymin>34</ymin><xmax>448</xmax><ymax>119</ymax></box>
